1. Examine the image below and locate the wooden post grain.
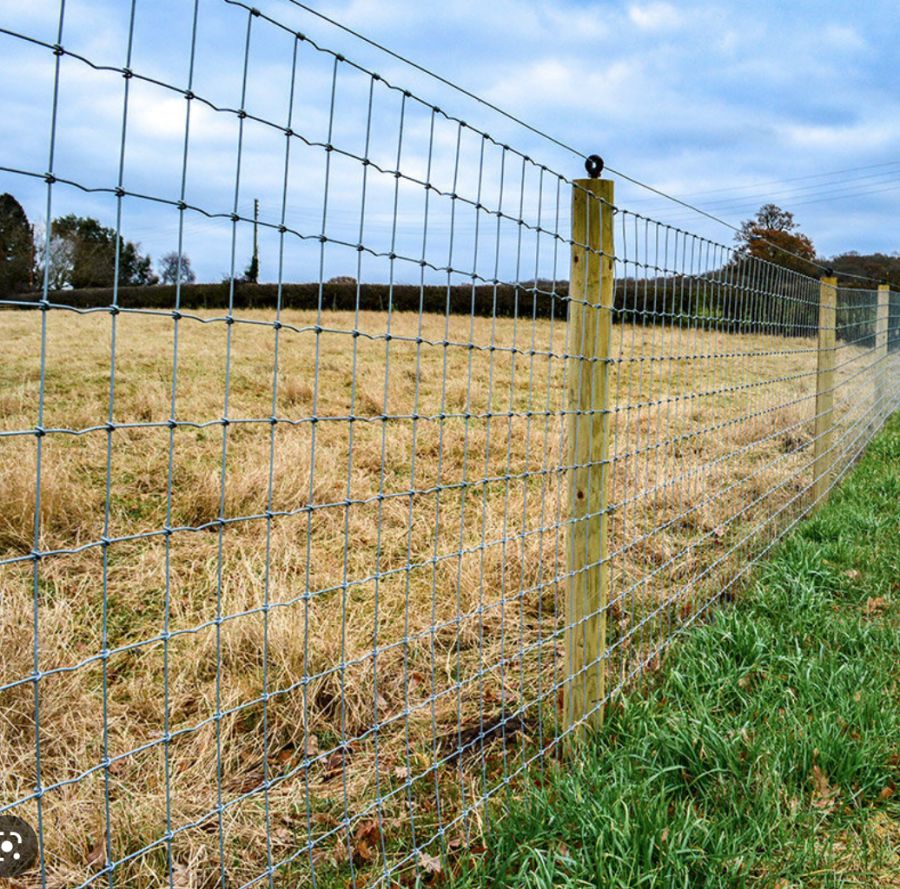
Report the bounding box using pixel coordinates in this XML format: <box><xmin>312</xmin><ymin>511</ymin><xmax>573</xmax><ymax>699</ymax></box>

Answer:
<box><xmin>564</xmin><ymin>178</ymin><xmax>614</xmax><ymax>738</ymax></box>
<box><xmin>812</xmin><ymin>276</ymin><xmax>837</xmax><ymax>508</ymax></box>
<box><xmin>875</xmin><ymin>284</ymin><xmax>889</xmax><ymax>419</ymax></box>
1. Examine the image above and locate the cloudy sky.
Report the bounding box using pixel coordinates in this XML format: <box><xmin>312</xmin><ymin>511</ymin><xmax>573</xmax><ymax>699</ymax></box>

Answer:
<box><xmin>1</xmin><ymin>0</ymin><xmax>898</xmax><ymax>286</ymax></box>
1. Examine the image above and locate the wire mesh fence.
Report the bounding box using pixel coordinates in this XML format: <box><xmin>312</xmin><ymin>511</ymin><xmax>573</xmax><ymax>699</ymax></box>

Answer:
<box><xmin>1</xmin><ymin>2</ymin><xmax>899</xmax><ymax>887</ymax></box>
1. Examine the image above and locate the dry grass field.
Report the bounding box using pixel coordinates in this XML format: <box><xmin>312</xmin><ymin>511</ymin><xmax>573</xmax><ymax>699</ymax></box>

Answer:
<box><xmin>0</xmin><ymin>306</ymin><xmax>879</xmax><ymax>886</ymax></box>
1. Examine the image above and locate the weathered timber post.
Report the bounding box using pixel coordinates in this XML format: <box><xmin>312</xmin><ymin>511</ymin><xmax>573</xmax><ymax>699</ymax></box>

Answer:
<box><xmin>564</xmin><ymin>168</ymin><xmax>614</xmax><ymax>738</ymax></box>
<box><xmin>875</xmin><ymin>283</ymin><xmax>889</xmax><ymax>421</ymax></box>
<box><xmin>812</xmin><ymin>275</ymin><xmax>837</xmax><ymax>508</ymax></box>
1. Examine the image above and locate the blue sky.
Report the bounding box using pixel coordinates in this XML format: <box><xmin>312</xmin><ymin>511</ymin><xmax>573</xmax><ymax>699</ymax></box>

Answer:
<box><xmin>1</xmin><ymin>0</ymin><xmax>898</xmax><ymax>285</ymax></box>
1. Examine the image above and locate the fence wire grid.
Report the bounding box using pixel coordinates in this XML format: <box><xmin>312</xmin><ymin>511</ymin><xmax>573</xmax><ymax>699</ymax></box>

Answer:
<box><xmin>1</xmin><ymin>2</ymin><xmax>899</xmax><ymax>887</ymax></box>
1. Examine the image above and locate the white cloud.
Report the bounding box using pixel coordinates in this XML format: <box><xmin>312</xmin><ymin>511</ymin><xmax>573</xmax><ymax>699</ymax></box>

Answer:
<box><xmin>820</xmin><ymin>23</ymin><xmax>866</xmax><ymax>51</ymax></box>
<box><xmin>627</xmin><ymin>1</ymin><xmax>682</xmax><ymax>31</ymax></box>
<box><xmin>486</xmin><ymin>57</ymin><xmax>642</xmax><ymax>114</ymax></box>
<box><xmin>777</xmin><ymin>119</ymin><xmax>900</xmax><ymax>152</ymax></box>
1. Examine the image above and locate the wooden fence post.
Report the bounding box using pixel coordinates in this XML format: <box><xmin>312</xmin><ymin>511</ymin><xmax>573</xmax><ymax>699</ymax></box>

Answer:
<box><xmin>564</xmin><ymin>176</ymin><xmax>614</xmax><ymax>738</ymax></box>
<box><xmin>812</xmin><ymin>275</ymin><xmax>837</xmax><ymax>508</ymax></box>
<box><xmin>875</xmin><ymin>283</ymin><xmax>889</xmax><ymax>420</ymax></box>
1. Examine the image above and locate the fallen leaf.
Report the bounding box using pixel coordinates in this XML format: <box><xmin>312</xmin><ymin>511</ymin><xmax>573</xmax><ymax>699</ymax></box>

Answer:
<box><xmin>87</xmin><ymin>840</ymin><xmax>106</xmax><ymax>869</ymax></box>
<box><xmin>878</xmin><ymin>786</ymin><xmax>894</xmax><ymax>801</ymax></box>
<box><xmin>233</xmin><ymin>770</ymin><xmax>263</xmax><ymax>794</ymax></box>
<box><xmin>171</xmin><ymin>864</ymin><xmax>192</xmax><ymax>889</ymax></box>
<box><xmin>843</xmin><ymin>569</ymin><xmax>860</xmax><ymax>580</ymax></box>
<box><xmin>557</xmin><ymin>841</ymin><xmax>570</xmax><ymax>858</ymax></box>
<box><xmin>864</xmin><ymin>596</ymin><xmax>887</xmax><ymax>616</ymax></box>
<box><xmin>273</xmin><ymin>827</ymin><xmax>292</xmax><ymax>846</ymax></box>
<box><xmin>418</xmin><ymin>850</ymin><xmax>442</xmax><ymax>875</ymax></box>
<box><xmin>356</xmin><ymin>819</ymin><xmax>380</xmax><ymax>839</ymax></box>
<box><xmin>810</xmin><ymin>764</ymin><xmax>839</xmax><ymax>811</ymax></box>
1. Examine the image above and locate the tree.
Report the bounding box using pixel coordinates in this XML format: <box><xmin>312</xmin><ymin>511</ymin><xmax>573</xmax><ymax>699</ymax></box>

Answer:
<box><xmin>0</xmin><ymin>193</ymin><xmax>33</xmax><ymax>295</ymax></box>
<box><xmin>243</xmin><ymin>253</ymin><xmax>259</xmax><ymax>284</ymax></box>
<box><xmin>735</xmin><ymin>203</ymin><xmax>817</xmax><ymax>274</ymax></box>
<box><xmin>33</xmin><ymin>224</ymin><xmax>75</xmax><ymax>290</ymax></box>
<box><xmin>158</xmin><ymin>251</ymin><xmax>197</xmax><ymax>285</ymax></box>
<box><xmin>829</xmin><ymin>251</ymin><xmax>900</xmax><ymax>285</ymax></box>
<box><xmin>47</xmin><ymin>214</ymin><xmax>157</xmax><ymax>288</ymax></box>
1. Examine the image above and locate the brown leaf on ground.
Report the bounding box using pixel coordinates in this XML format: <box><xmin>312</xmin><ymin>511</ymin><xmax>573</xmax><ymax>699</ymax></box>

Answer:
<box><xmin>418</xmin><ymin>850</ymin><xmax>442</xmax><ymax>875</ymax></box>
<box><xmin>87</xmin><ymin>841</ymin><xmax>107</xmax><ymax>869</ymax></box>
<box><xmin>878</xmin><ymin>785</ymin><xmax>895</xmax><ymax>801</ymax></box>
<box><xmin>323</xmin><ymin>746</ymin><xmax>351</xmax><ymax>780</ymax></box>
<box><xmin>351</xmin><ymin>818</ymin><xmax>381</xmax><ymax>863</ymax></box>
<box><xmin>231</xmin><ymin>770</ymin><xmax>263</xmax><ymax>794</ymax></box>
<box><xmin>272</xmin><ymin>827</ymin><xmax>292</xmax><ymax>846</ymax></box>
<box><xmin>171</xmin><ymin>864</ymin><xmax>192</xmax><ymax>889</ymax></box>
<box><xmin>864</xmin><ymin>596</ymin><xmax>888</xmax><ymax>616</ymax></box>
<box><xmin>436</xmin><ymin>713</ymin><xmax>533</xmax><ymax>763</ymax></box>
<box><xmin>810</xmin><ymin>764</ymin><xmax>839</xmax><ymax>811</ymax></box>
<box><xmin>843</xmin><ymin>569</ymin><xmax>861</xmax><ymax>580</ymax></box>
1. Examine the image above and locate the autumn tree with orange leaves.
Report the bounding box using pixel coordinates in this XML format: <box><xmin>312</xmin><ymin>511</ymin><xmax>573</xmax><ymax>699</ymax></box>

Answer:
<box><xmin>735</xmin><ymin>204</ymin><xmax>817</xmax><ymax>274</ymax></box>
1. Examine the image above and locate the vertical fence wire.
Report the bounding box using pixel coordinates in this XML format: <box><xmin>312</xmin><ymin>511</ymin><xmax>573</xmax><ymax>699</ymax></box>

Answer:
<box><xmin>0</xmin><ymin>2</ymin><xmax>898</xmax><ymax>887</ymax></box>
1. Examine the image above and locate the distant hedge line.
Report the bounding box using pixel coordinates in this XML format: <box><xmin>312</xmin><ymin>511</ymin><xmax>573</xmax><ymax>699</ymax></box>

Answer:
<box><xmin>4</xmin><ymin>279</ymin><xmax>895</xmax><ymax>347</ymax></box>
<box><xmin>4</xmin><ymin>282</ymin><xmax>569</xmax><ymax>318</ymax></box>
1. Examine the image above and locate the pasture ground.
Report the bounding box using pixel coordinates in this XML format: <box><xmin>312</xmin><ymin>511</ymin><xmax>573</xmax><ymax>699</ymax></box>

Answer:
<box><xmin>0</xmin><ymin>307</ymin><xmax>883</xmax><ymax>886</ymax></box>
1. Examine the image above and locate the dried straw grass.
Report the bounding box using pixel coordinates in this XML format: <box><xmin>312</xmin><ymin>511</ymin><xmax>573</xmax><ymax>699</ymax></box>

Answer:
<box><xmin>0</xmin><ymin>308</ymin><xmax>875</xmax><ymax>885</ymax></box>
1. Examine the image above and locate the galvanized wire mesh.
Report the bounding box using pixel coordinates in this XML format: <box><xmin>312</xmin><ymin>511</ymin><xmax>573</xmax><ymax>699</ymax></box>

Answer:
<box><xmin>1</xmin><ymin>2</ymin><xmax>898</xmax><ymax>887</ymax></box>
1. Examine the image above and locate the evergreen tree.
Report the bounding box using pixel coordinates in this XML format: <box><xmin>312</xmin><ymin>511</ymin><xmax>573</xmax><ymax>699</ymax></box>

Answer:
<box><xmin>0</xmin><ymin>193</ymin><xmax>33</xmax><ymax>294</ymax></box>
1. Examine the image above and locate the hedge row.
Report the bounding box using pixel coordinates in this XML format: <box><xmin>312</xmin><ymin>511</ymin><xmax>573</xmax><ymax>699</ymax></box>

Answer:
<box><xmin>4</xmin><ymin>282</ymin><xmax>568</xmax><ymax>318</ymax></box>
<box><xmin>4</xmin><ymin>278</ymin><xmax>894</xmax><ymax>346</ymax></box>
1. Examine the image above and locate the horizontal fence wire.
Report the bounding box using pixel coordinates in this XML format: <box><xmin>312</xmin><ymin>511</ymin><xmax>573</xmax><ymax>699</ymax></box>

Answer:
<box><xmin>1</xmin><ymin>2</ymin><xmax>899</xmax><ymax>887</ymax></box>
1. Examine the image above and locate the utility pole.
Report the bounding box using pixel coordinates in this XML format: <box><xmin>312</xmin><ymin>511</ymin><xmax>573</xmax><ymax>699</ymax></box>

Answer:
<box><xmin>29</xmin><ymin>222</ymin><xmax>35</xmax><ymax>291</ymax></box>
<box><xmin>250</xmin><ymin>198</ymin><xmax>260</xmax><ymax>283</ymax></box>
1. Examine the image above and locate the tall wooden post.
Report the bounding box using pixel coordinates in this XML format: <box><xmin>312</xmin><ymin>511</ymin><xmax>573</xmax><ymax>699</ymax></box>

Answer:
<box><xmin>812</xmin><ymin>276</ymin><xmax>837</xmax><ymax>508</ymax></box>
<box><xmin>875</xmin><ymin>284</ymin><xmax>889</xmax><ymax>419</ymax></box>
<box><xmin>564</xmin><ymin>177</ymin><xmax>614</xmax><ymax>737</ymax></box>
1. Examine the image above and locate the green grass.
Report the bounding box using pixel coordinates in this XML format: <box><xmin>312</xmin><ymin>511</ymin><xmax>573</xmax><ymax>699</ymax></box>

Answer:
<box><xmin>450</xmin><ymin>413</ymin><xmax>900</xmax><ymax>889</ymax></box>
